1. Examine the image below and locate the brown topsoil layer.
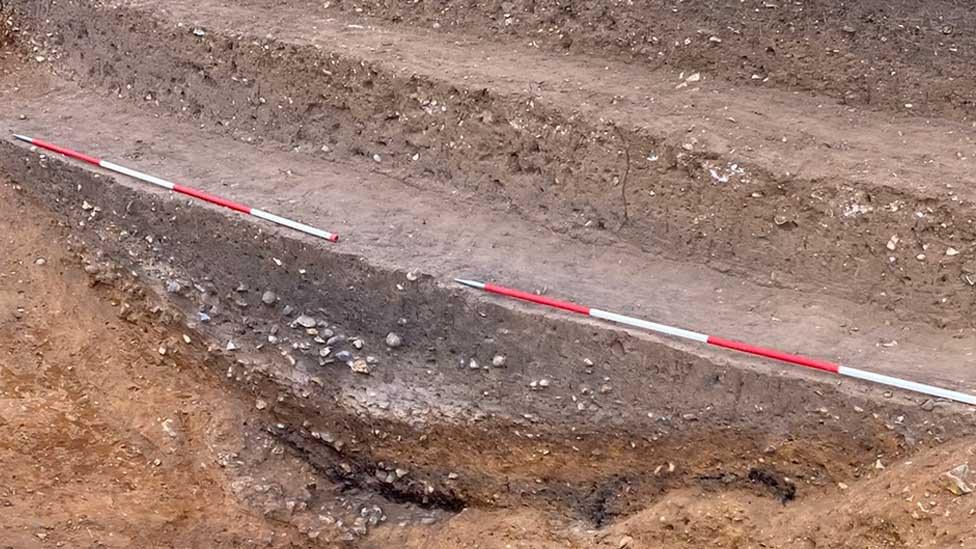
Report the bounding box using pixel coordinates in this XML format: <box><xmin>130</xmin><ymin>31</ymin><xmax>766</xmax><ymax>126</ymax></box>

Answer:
<box><xmin>276</xmin><ymin>0</ymin><xmax>976</xmax><ymax>118</ymax></box>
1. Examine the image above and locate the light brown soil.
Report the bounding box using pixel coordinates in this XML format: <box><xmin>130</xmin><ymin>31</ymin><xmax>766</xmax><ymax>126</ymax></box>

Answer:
<box><xmin>0</xmin><ymin>181</ymin><xmax>324</xmax><ymax>547</ymax></box>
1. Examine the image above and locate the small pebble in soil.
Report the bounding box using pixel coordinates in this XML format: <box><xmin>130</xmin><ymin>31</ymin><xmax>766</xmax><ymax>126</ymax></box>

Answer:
<box><xmin>943</xmin><ymin>464</ymin><xmax>973</xmax><ymax>495</ymax></box>
<box><xmin>295</xmin><ymin>314</ymin><xmax>317</xmax><ymax>328</ymax></box>
<box><xmin>226</xmin><ymin>340</ymin><xmax>238</xmax><ymax>351</ymax></box>
<box><xmin>261</xmin><ymin>290</ymin><xmax>277</xmax><ymax>305</ymax></box>
<box><xmin>385</xmin><ymin>332</ymin><xmax>402</xmax><ymax>348</ymax></box>
<box><xmin>166</xmin><ymin>280</ymin><xmax>182</xmax><ymax>293</ymax></box>
<box><xmin>255</xmin><ymin>399</ymin><xmax>268</xmax><ymax>410</ymax></box>
<box><xmin>34</xmin><ymin>258</ymin><xmax>46</xmax><ymax>266</ymax></box>
<box><xmin>352</xmin><ymin>339</ymin><xmax>364</xmax><ymax>350</ymax></box>
<box><xmin>161</xmin><ymin>418</ymin><xmax>180</xmax><ymax>438</ymax></box>
<box><xmin>468</xmin><ymin>358</ymin><xmax>479</xmax><ymax>369</ymax></box>
<box><xmin>886</xmin><ymin>235</ymin><xmax>899</xmax><ymax>251</ymax></box>
<box><xmin>492</xmin><ymin>354</ymin><xmax>506</xmax><ymax>367</ymax></box>
<box><xmin>336</xmin><ymin>350</ymin><xmax>353</xmax><ymax>362</ymax></box>
<box><xmin>350</xmin><ymin>359</ymin><xmax>370</xmax><ymax>375</ymax></box>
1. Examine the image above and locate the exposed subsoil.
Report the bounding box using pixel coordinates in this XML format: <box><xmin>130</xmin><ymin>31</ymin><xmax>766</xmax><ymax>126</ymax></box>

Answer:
<box><xmin>3</xmin><ymin>175</ymin><xmax>976</xmax><ymax>547</ymax></box>
<box><xmin>4</xmin><ymin>168</ymin><xmax>976</xmax><ymax>548</ymax></box>
<box><xmin>0</xmin><ymin>180</ymin><xmax>353</xmax><ymax>548</ymax></box>
<box><xmin>2</xmin><ymin>0</ymin><xmax>976</xmax><ymax>547</ymax></box>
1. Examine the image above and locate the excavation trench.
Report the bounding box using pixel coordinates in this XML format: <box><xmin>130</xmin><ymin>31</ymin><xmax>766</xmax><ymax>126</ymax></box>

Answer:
<box><xmin>2</xmin><ymin>143</ymin><xmax>973</xmax><ymax>533</ymax></box>
<box><xmin>10</xmin><ymin>0</ymin><xmax>976</xmax><ymax>329</ymax></box>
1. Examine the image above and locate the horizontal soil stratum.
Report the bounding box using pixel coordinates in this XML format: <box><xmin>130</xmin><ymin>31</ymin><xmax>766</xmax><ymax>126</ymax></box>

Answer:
<box><xmin>1</xmin><ymin>0</ymin><xmax>976</xmax><ymax>547</ymax></box>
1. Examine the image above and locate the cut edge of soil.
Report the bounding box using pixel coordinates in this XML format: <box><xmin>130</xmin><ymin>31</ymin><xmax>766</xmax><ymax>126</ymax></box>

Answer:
<box><xmin>3</xmin><ymin>148</ymin><xmax>973</xmax><ymax>532</ymax></box>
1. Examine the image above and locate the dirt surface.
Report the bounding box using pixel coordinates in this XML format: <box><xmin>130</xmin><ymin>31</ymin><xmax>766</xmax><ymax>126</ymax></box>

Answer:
<box><xmin>3</xmin><ymin>0</ymin><xmax>976</xmax><ymax>547</ymax></box>
<box><xmin>12</xmin><ymin>0</ymin><xmax>976</xmax><ymax>330</ymax></box>
<box><xmin>281</xmin><ymin>0</ymin><xmax>976</xmax><ymax>119</ymax></box>
<box><xmin>4</xmin><ymin>45</ymin><xmax>976</xmax><ymax>397</ymax></box>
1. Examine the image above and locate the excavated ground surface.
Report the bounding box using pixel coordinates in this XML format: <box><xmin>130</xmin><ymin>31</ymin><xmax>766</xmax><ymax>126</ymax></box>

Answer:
<box><xmin>2</xmin><ymin>176</ymin><xmax>976</xmax><ymax>547</ymax></box>
<box><xmin>13</xmin><ymin>0</ymin><xmax>976</xmax><ymax>329</ymax></box>
<box><xmin>2</xmin><ymin>0</ymin><xmax>976</xmax><ymax>547</ymax></box>
<box><xmin>277</xmin><ymin>0</ymin><xmax>976</xmax><ymax>119</ymax></box>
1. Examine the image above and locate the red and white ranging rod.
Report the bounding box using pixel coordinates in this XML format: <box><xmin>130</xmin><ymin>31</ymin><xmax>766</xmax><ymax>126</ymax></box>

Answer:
<box><xmin>13</xmin><ymin>134</ymin><xmax>339</xmax><ymax>242</ymax></box>
<box><xmin>455</xmin><ymin>279</ymin><xmax>976</xmax><ymax>406</ymax></box>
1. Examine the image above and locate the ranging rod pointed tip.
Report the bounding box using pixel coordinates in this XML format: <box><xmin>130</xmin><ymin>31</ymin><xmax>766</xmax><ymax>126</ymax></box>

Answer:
<box><xmin>12</xmin><ymin>134</ymin><xmax>32</xmax><ymax>142</ymax></box>
<box><xmin>454</xmin><ymin>278</ymin><xmax>486</xmax><ymax>289</ymax></box>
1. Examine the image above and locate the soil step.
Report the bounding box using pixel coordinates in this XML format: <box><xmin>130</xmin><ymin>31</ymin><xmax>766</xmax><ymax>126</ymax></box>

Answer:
<box><xmin>11</xmin><ymin>0</ymin><xmax>976</xmax><ymax>329</ymax></box>
<box><xmin>3</xmin><ymin>71</ymin><xmax>974</xmax><ymax>400</ymax></box>
<box><xmin>256</xmin><ymin>0</ymin><xmax>976</xmax><ymax>119</ymax></box>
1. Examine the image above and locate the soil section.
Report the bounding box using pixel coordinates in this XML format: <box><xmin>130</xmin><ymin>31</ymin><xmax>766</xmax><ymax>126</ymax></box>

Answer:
<box><xmin>2</xmin><ymin>2</ymin><xmax>976</xmax><ymax>546</ymax></box>
<box><xmin>3</xmin><ymin>173</ymin><xmax>976</xmax><ymax>548</ymax></box>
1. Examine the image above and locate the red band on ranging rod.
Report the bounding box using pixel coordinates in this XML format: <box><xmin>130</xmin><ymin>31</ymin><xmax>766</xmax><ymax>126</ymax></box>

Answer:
<box><xmin>484</xmin><ymin>282</ymin><xmax>590</xmax><ymax>315</ymax></box>
<box><xmin>455</xmin><ymin>278</ymin><xmax>976</xmax><ymax>406</ymax></box>
<box><xmin>13</xmin><ymin>134</ymin><xmax>339</xmax><ymax>242</ymax></box>
<box><xmin>706</xmin><ymin>336</ymin><xmax>840</xmax><ymax>374</ymax></box>
<box><xmin>28</xmin><ymin>136</ymin><xmax>103</xmax><ymax>165</ymax></box>
<box><xmin>172</xmin><ymin>184</ymin><xmax>250</xmax><ymax>214</ymax></box>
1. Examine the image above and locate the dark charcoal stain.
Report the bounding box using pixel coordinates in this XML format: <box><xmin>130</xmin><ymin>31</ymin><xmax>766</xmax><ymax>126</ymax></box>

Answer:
<box><xmin>581</xmin><ymin>475</ymin><xmax>633</xmax><ymax>527</ymax></box>
<box><xmin>270</xmin><ymin>426</ymin><xmax>467</xmax><ymax>513</ymax></box>
<box><xmin>748</xmin><ymin>467</ymin><xmax>796</xmax><ymax>503</ymax></box>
